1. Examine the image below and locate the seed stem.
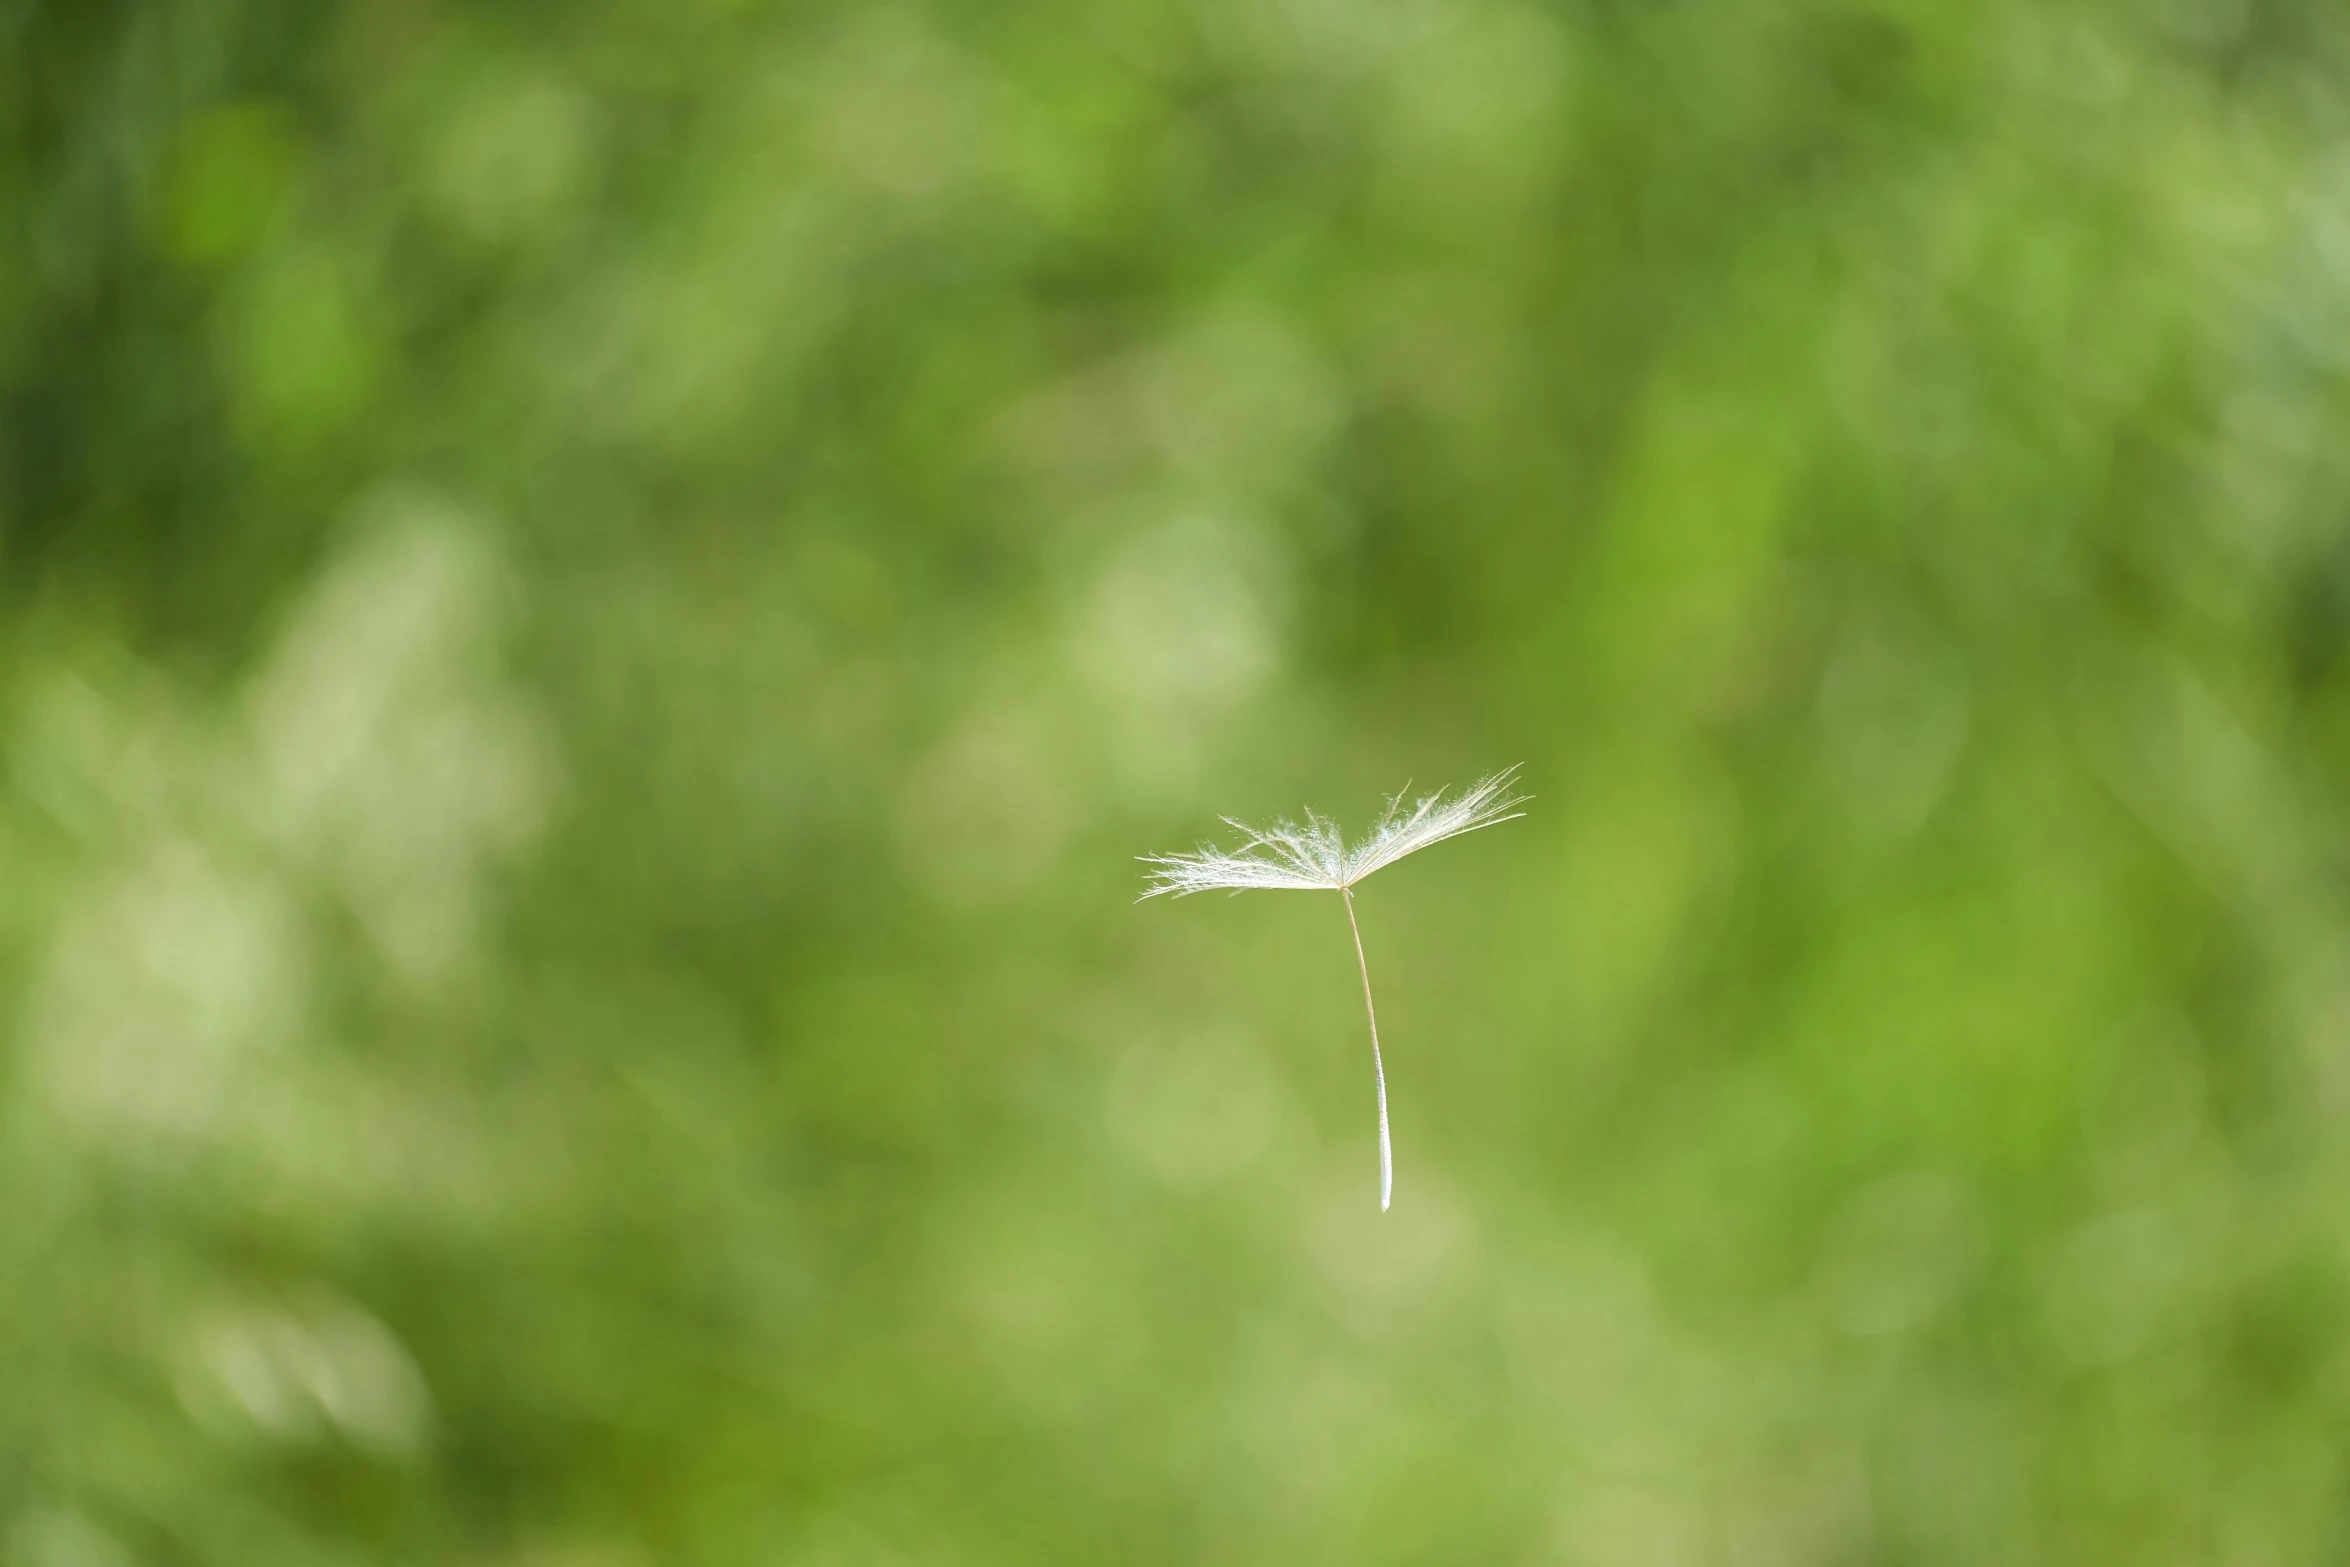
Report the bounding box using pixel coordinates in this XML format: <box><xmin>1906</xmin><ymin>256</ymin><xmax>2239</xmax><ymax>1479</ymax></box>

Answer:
<box><xmin>1341</xmin><ymin>885</ymin><xmax>1391</xmax><ymax>1212</ymax></box>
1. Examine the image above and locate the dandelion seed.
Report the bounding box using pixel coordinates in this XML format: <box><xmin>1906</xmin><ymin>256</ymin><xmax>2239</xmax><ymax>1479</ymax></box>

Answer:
<box><xmin>1138</xmin><ymin>767</ymin><xmax>1528</xmax><ymax>1211</ymax></box>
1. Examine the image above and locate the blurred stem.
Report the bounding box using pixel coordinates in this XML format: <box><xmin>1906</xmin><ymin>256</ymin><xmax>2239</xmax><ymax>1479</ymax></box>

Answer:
<box><xmin>1342</xmin><ymin>886</ymin><xmax>1391</xmax><ymax>1212</ymax></box>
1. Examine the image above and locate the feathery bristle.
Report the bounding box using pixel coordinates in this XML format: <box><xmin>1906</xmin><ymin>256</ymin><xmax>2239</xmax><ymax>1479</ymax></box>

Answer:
<box><xmin>1137</xmin><ymin>766</ymin><xmax>1527</xmax><ymax>899</ymax></box>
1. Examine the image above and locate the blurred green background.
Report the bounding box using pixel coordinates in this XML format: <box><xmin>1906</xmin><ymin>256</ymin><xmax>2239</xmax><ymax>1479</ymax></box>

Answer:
<box><xmin>9</xmin><ymin>0</ymin><xmax>2350</xmax><ymax>1561</ymax></box>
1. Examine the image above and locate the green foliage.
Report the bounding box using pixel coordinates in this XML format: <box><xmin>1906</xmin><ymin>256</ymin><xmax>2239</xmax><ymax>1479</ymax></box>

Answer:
<box><xmin>8</xmin><ymin>0</ymin><xmax>2350</xmax><ymax>1561</ymax></box>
